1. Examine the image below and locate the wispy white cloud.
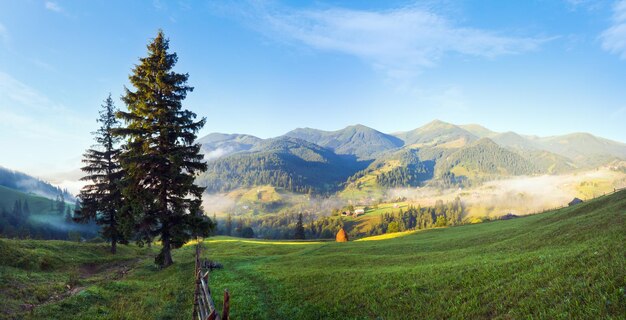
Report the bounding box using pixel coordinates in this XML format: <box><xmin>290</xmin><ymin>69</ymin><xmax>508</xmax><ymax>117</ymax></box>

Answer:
<box><xmin>236</xmin><ymin>3</ymin><xmax>549</xmax><ymax>79</ymax></box>
<box><xmin>45</xmin><ymin>1</ymin><xmax>63</xmax><ymax>13</ymax></box>
<box><xmin>0</xmin><ymin>71</ymin><xmax>92</xmax><ymax>173</ymax></box>
<box><xmin>563</xmin><ymin>0</ymin><xmax>604</xmax><ymax>11</ymax></box>
<box><xmin>0</xmin><ymin>71</ymin><xmax>86</xmax><ymax>140</ymax></box>
<box><xmin>601</xmin><ymin>0</ymin><xmax>626</xmax><ymax>59</ymax></box>
<box><xmin>153</xmin><ymin>0</ymin><xmax>165</xmax><ymax>10</ymax></box>
<box><xmin>0</xmin><ymin>72</ymin><xmax>51</xmax><ymax>111</ymax></box>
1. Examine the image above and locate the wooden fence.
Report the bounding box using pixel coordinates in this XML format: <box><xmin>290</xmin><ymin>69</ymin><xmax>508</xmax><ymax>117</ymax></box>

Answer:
<box><xmin>192</xmin><ymin>240</ymin><xmax>229</xmax><ymax>320</ymax></box>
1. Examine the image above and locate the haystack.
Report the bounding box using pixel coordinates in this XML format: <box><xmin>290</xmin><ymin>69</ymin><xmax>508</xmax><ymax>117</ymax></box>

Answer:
<box><xmin>336</xmin><ymin>228</ymin><xmax>348</xmax><ymax>242</ymax></box>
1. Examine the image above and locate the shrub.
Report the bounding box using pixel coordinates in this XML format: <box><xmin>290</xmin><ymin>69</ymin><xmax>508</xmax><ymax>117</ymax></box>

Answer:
<box><xmin>387</xmin><ymin>221</ymin><xmax>399</xmax><ymax>233</ymax></box>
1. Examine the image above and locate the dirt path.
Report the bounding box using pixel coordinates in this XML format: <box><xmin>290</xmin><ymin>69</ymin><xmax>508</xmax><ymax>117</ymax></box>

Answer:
<box><xmin>21</xmin><ymin>257</ymin><xmax>146</xmax><ymax>313</ymax></box>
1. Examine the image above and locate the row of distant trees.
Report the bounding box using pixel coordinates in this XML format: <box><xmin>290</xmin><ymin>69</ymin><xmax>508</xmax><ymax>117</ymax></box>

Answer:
<box><xmin>0</xmin><ymin>196</ymin><xmax>88</xmax><ymax>240</ymax></box>
<box><xmin>211</xmin><ymin>197</ymin><xmax>465</xmax><ymax>241</ymax></box>
<box><xmin>215</xmin><ymin>212</ymin><xmax>308</xmax><ymax>240</ymax></box>
<box><xmin>368</xmin><ymin>198</ymin><xmax>464</xmax><ymax>237</ymax></box>
<box><xmin>74</xmin><ymin>31</ymin><xmax>212</xmax><ymax>268</ymax></box>
<box><xmin>0</xmin><ymin>199</ymin><xmax>34</xmax><ymax>239</ymax></box>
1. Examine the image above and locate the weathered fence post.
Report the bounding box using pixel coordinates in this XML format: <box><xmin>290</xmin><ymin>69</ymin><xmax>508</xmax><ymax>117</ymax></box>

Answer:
<box><xmin>192</xmin><ymin>239</ymin><xmax>200</xmax><ymax>320</ymax></box>
<box><xmin>192</xmin><ymin>238</ymin><xmax>229</xmax><ymax>320</ymax></box>
<box><xmin>222</xmin><ymin>290</ymin><xmax>230</xmax><ymax>320</ymax></box>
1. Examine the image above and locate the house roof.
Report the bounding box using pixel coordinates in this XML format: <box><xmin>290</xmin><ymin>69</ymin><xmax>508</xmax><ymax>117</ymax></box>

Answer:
<box><xmin>568</xmin><ymin>198</ymin><xmax>583</xmax><ymax>205</ymax></box>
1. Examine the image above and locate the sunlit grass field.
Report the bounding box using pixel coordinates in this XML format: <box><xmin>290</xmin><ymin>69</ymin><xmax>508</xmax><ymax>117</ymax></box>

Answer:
<box><xmin>1</xmin><ymin>190</ymin><xmax>625</xmax><ymax>319</ymax></box>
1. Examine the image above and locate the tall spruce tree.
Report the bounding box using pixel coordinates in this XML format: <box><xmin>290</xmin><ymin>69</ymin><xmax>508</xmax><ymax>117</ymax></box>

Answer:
<box><xmin>75</xmin><ymin>94</ymin><xmax>127</xmax><ymax>254</ymax></box>
<box><xmin>65</xmin><ymin>206</ymin><xmax>72</xmax><ymax>223</ymax></box>
<box><xmin>115</xmin><ymin>31</ymin><xmax>211</xmax><ymax>267</ymax></box>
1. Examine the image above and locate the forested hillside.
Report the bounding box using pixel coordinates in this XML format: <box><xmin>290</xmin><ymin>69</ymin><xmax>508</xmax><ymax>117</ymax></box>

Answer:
<box><xmin>196</xmin><ymin>120</ymin><xmax>626</xmax><ymax>194</ymax></box>
<box><xmin>437</xmin><ymin>138</ymin><xmax>540</xmax><ymax>179</ymax></box>
<box><xmin>197</xmin><ymin>133</ymin><xmax>261</xmax><ymax>160</ymax></box>
<box><xmin>0</xmin><ymin>186</ymin><xmax>96</xmax><ymax>240</ymax></box>
<box><xmin>197</xmin><ymin>137</ymin><xmax>370</xmax><ymax>193</ymax></box>
<box><xmin>374</xmin><ymin>149</ymin><xmax>434</xmax><ymax>187</ymax></box>
<box><xmin>0</xmin><ymin>166</ymin><xmax>74</xmax><ymax>201</ymax></box>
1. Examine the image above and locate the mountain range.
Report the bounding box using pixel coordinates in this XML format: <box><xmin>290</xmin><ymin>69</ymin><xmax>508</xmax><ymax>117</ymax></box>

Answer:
<box><xmin>196</xmin><ymin>120</ymin><xmax>626</xmax><ymax>194</ymax></box>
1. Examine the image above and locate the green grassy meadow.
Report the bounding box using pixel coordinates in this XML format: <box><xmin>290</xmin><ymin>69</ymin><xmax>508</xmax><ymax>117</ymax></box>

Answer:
<box><xmin>1</xmin><ymin>190</ymin><xmax>625</xmax><ymax>319</ymax></box>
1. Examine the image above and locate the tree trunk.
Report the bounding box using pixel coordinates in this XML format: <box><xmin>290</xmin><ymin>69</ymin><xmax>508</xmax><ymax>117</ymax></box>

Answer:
<box><xmin>111</xmin><ymin>212</ymin><xmax>117</xmax><ymax>254</ymax></box>
<box><xmin>111</xmin><ymin>236</ymin><xmax>117</xmax><ymax>254</ymax></box>
<box><xmin>162</xmin><ymin>232</ymin><xmax>173</xmax><ymax>267</ymax></box>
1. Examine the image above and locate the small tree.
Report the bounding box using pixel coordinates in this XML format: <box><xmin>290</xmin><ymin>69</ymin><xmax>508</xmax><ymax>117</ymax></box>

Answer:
<box><xmin>387</xmin><ymin>221</ymin><xmax>399</xmax><ymax>233</ymax></box>
<box><xmin>294</xmin><ymin>213</ymin><xmax>305</xmax><ymax>240</ymax></box>
<box><xmin>212</xmin><ymin>213</ymin><xmax>218</xmax><ymax>235</ymax></box>
<box><xmin>75</xmin><ymin>94</ymin><xmax>127</xmax><ymax>254</ymax></box>
<box><xmin>65</xmin><ymin>206</ymin><xmax>72</xmax><ymax>223</ymax></box>
<box><xmin>236</xmin><ymin>218</ymin><xmax>243</xmax><ymax>236</ymax></box>
<box><xmin>241</xmin><ymin>227</ymin><xmax>254</xmax><ymax>238</ymax></box>
<box><xmin>435</xmin><ymin>215</ymin><xmax>448</xmax><ymax>227</ymax></box>
<box><xmin>23</xmin><ymin>200</ymin><xmax>30</xmax><ymax>218</ymax></box>
<box><xmin>226</xmin><ymin>214</ymin><xmax>233</xmax><ymax>236</ymax></box>
<box><xmin>57</xmin><ymin>194</ymin><xmax>65</xmax><ymax>214</ymax></box>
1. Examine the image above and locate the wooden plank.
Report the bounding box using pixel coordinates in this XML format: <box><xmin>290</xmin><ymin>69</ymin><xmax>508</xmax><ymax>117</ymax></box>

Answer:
<box><xmin>197</xmin><ymin>286</ymin><xmax>208</xmax><ymax>320</ymax></box>
<box><xmin>222</xmin><ymin>290</ymin><xmax>230</xmax><ymax>320</ymax></box>
<box><xmin>200</xmin><ymin>277</ymin><xmax>217</xmax><ymax>313</ymax></box>
<box><xmin>207</xmin><ymin>309</ymin><xmax>217</xmax><ymax>320</ymax></box>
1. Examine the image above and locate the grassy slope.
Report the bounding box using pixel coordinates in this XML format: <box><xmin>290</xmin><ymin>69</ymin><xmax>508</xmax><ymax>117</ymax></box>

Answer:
<box><xmin>1</xmin><ymin>191</ymin><xmax>625</xmax><ymax>319</ymax></box>
<box><xmin>339</xmin><ymin>160</ymin><xmax>401</xmax><ymax>201</ymax></box>
<box><xmin>0</xmin><ymin>240</ymin><xmax>157</xmax><ymax>319</ymax></box>
<box><xmin>206</xmin><ymin>191</ymin><xmax>625</xmax><ymax>319</ymax></box>
<box><xmin>346</xmin><ymin>202</ymin><xmax>410</xmax><ymax>235</ymax></box>
<box><xmin>0</xmin><ymin>185</ymin><xmax>56</xmax><ymax>214</ymax></box>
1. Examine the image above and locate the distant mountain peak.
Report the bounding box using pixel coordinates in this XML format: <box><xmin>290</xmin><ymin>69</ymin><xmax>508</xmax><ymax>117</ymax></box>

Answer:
<box><xmin>283</xmin><ymin>124</ymin><xmax>402</xmax><ymax>159</ymax></box>
<box><xmin>346</xmin><ymin>123</ymin><xmax>369</xmax><ymax>129</ymax></box>
<box><xmin>394</xmin><ymin>120</ymin><xmax>477</xmax><ymax>147</ymax></box>
<box><xmin>422</xmin><ymin>119</ymin><xmax>455</xmax><ymax>129</ymax></box>
<box><xmin>198</xmin><ymin>121</ymin><xmax>626</xmax><ymax>173</ymax></box>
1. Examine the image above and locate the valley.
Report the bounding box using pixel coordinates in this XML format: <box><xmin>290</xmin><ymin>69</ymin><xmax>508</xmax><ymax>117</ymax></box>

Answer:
<box><xmin>2</xmin><ymin>7</ymin><xmax>626</xmax><ymax>318</ymax></box>
<box><xmin>2</xmin><ymin>120</ymin><xmax>626</xmax><ymax>243</ymax></box>
<box><xmin>194</xmin><ymin>120</ymin><xmax>626</xmax><ymax>240</ymax></box>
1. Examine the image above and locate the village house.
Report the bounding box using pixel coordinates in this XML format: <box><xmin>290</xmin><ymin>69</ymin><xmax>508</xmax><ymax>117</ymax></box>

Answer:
<box><xmin>568</xmin><ymin>198</ymin><xmax>583</xmax><ymax>206</ymax></box>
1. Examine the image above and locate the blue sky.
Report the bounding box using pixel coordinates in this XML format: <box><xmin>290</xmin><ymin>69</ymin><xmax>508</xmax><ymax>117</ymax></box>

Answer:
<box><xmin>1</xmin><ymin>0</ymin><xmax>625</xmax><ymax>176</ymax></box>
